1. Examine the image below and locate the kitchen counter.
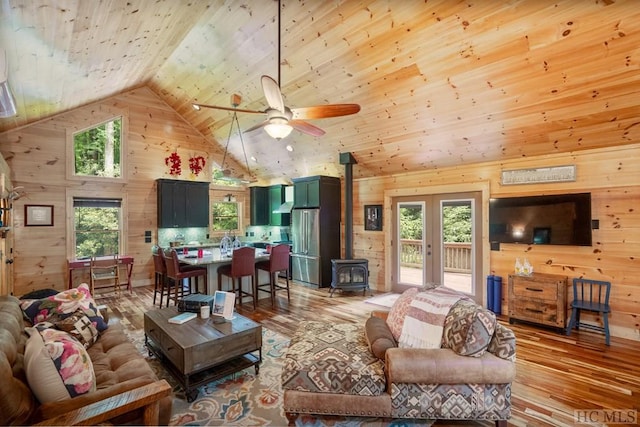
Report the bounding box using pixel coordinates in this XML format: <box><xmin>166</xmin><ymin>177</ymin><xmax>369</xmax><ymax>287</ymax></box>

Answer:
<box><xmin>178</xmin><ymin>248</ymin><xmax>270</xmax><ymax>296</ymax></box>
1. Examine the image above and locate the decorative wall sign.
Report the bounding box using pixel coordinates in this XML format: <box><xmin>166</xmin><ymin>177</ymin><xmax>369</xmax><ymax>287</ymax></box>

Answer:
<box><xmin>501</xmin><ymin>165</ymin><xmax>576</xmax><ymax>185</ymax></box>
<box><xmin>364</xmin><ymin>204</ymin><xmax>382</xmax><ymax>231</ymax></box>
<box><xmin>25</xmin><ymin>204</ymin><xmax>54</xmax><ymax>226</ymax></box>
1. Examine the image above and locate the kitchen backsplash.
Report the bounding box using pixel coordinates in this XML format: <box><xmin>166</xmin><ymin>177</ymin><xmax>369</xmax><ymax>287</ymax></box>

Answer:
<box><xmin>157</xmin><ymin>225</ymin><xmax>290</xmax><ymax>247</ymax></box>
<box><xmin>157</xmin><ymin>227</ymin><xmax>208</xmax><ymax>247</ymax></box>
<box><xmin>245</xmin><ymin>225</ymin><xmax>291</xmax><ymax>242</ymax></box>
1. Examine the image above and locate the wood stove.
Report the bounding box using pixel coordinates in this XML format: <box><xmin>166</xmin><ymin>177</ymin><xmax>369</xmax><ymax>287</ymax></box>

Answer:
<box><xmin>328</xmin><ymin>152</ymin><xmax>370</xmax><ymax>297</ymax></box>
<box><xmin>330</xmin><ymin>259</ymin><xmax>369</xmax><ymax>297</ymax></box>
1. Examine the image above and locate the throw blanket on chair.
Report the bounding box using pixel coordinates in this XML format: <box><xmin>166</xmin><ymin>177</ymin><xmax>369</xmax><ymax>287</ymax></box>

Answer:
<box><xmin>399</xmin><ymin>287</ymin><xmax>470</xmax><ymax>349</ymax></box>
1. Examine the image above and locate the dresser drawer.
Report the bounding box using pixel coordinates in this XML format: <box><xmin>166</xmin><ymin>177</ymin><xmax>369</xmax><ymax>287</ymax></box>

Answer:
<box><xmin>508</xmin><ymin>273</ymin><xmax>568</xmax><ymax>330</ymax></box>
<box><xmin>509</xmin><ymin>300</ymin><xmax>563</xmax><ymax>327</ymax></box>
<box><xmin>511</xmin><ymin>280</ymin><xmax>558</xmax><ymax>302</ymax></box>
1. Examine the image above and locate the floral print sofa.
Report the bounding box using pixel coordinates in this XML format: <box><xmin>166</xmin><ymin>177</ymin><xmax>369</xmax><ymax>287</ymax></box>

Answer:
<box><xmin>282</xmin><ymin>286</ymin><xmax>516</xmax><ymax>426</ymax></box>
<box><xmin>0</xmin><ymin>284</ymin><xmax>172</xmax><ymax>425</ymax></box>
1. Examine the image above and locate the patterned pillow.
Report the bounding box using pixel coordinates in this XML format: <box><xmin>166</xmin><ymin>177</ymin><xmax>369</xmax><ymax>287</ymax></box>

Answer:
<box><xmin>442</xmin><ymin>299</ymin><xmax>497</xmax><ymax>357</ymax></box>
<box><xmin>20</xmin><ymin>283</ymin><xmax>108</xmax><ymax>331</ymax></box>
<box><xmin>51</xmin><ymin>310</ymin><xmax>99</xmax><ymax>349</ymax></box>
<box><xmin>385</xmin><ymin>287</ymin><xmax>418</xmax><ymax>341</ymax></box>
<box><xmin>23</xmin><ymin>326</ymin><xmax>96</xmax><ymax>403</ymax></box>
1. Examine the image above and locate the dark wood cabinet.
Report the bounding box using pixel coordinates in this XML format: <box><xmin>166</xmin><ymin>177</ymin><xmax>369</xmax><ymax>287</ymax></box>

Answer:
<box><xmin>293</xmin><ymin>176</ymin><xmax>338</xmax><ymax>209</ymax></box>
<box><xmin>157</xmin><ymin>179</ymin><xmax>209</xmax><ymax>228</ymax></box>
<box><xmin>250</xmin><ymin>187</ymin><xmax>269</xmax><ymax>226</ymax></box>
<box><xmin>250</xmin><ymin>185</ymin><xmax>290</xmax><ymax>226</ymax></box>
<box><xmin>508</xmin><ymin>272</ymin><xmax>568</xmax><ymax>330</ymax></box>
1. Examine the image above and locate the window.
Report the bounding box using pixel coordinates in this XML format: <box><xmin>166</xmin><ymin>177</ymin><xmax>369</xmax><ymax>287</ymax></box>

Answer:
<box><xmin>72</xmin><ymin>117</ymin><xmax>122</xmax><ymax>178</ymax></box>
<box><xmin>212</xmin><ymin>202</ymin><xmax>239</xmax><ymax>231</ymax></box>
<box><xmin>73</xmin><ymin>198</ymin><xmax>122</xmax><ymax>258</ymax></box>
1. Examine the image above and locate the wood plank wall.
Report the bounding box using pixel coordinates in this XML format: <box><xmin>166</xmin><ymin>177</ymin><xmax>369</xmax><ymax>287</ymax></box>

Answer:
<box><xmin>0</xmin><ymin>87</ymin><xmax>250</xmax><ymax>297</ymax></box>
<box><xmin>350</xmin><ymin>144</ymin><xmax>640</xmax><ymax>341</ymax></box>
<box><xmin>0</xmin><ymin>86</ymin><xmax>638</xmax><ymax>342</ymax></box>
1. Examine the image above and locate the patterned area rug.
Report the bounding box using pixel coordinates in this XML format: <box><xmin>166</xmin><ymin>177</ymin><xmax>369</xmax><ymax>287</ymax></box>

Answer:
<box><xmin>125</xmin><ymin>326</ymin><xmax>432</xmax><ymax>426</ymax></box>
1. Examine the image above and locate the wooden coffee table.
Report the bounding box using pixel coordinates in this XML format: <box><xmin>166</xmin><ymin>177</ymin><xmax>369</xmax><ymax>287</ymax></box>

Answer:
<box><xmin>144</xmin><ymin>307</ymin><xmax>262</xmax><ymax>402</ymax></box>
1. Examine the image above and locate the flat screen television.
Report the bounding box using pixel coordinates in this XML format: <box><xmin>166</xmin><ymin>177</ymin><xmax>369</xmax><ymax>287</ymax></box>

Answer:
<box><xmin>489</xmin><ymin>192</ymin><xmax>592</xmax><ymax>246</ymax></box>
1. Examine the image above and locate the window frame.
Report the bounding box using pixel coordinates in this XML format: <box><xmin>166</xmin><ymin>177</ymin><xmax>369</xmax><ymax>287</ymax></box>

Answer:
<box><xmin>66</xmin><ymin>189</ymin><xmax>128</xmax><ymax>259</ymax></box>
<box><xmin>66</xmin><ymin>112</ymin><xmax>128</xmax><ymax>183</ymax></box>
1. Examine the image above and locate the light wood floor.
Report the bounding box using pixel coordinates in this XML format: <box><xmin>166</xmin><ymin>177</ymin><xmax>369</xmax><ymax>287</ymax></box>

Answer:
<box><xmin>96</xmin><ymin>282</ymin><xmax>640</xmax><ymax>427</ymax></box>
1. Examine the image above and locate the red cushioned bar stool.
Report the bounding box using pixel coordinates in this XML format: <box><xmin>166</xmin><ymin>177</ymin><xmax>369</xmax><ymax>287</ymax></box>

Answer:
<box><xmin>255</xmin><ymin>244</ymin><xmax>290</xmax><ymax>306</ymax></box>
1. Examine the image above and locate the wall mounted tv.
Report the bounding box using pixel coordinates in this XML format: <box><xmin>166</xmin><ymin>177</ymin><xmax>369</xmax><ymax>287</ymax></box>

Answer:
<box><xmin>489</xmin><ymin>192</ymin><xmax>592</xmax><ymax>246</ymax></box>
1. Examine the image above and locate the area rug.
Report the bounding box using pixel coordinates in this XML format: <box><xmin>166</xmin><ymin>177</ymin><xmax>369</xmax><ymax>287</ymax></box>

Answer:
<box><xmin>364</xmin><ymin>292</ymin><xmax>400</xmax><ymax>309</ymax></box>
<box><xmin>125</xmin><ymin>326</ymin><xmax>431</xmax><ymax>426</ymax></box>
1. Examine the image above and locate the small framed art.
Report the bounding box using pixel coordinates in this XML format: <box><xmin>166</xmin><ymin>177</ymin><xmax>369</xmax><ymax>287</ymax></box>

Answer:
<box><xmin>364</xmin><ymin>204</ymin><xmax>382</xmax><ymax>231</ymax></box>
<box><xmin>25</xmin><ymin>205</ymin><xmax>54</xmax><ymax>226</ymax></box>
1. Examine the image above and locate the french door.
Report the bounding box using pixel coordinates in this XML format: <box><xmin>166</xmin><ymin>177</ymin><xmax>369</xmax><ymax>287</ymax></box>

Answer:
<box><xmin>392</xmin><ymin>192</ymin><xmax>483</xmax><ymax>303</ymax></box>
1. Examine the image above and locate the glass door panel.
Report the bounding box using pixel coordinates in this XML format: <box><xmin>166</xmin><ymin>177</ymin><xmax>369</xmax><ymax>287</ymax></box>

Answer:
<box><xmin>440</xmin><ymin>199</ymin><xmax>473</xmax><ymax>295</ymax></box>
<box><xmin>393</xmin><ymin>192</ymin><xmax>482</xmax><ymax>304</ymax></box>
<box><xmin>397</xmin><ymin>202</ymin><xmax>424</xmax><ymax>286</ymax></box>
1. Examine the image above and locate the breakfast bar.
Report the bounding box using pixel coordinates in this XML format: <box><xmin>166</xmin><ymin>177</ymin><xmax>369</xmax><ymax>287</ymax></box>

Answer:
<box><xmin>178</xmin><ymin>247</ymin><xmax>270</xmax><ymax>297</ymax></box>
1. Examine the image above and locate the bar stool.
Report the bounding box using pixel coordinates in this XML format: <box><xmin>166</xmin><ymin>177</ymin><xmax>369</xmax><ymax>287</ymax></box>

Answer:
<box><xmin>218</xmin><ymin>246</ymin><xmax>257</xmax><ymax>309</ymax></box>
<box><xmin>255</xmin><ymin>244</ymin><xmax>290</xmax><ymax>306</ymax></box>
<box><xmin>152</xmin><ymin>245</ymin><xmax>172</xmax><ymax>307</ymax></box>
<box><xmin>162</xmin><ymin>248</ymin><xmax>208</xmax><ymax>305</ymax></box>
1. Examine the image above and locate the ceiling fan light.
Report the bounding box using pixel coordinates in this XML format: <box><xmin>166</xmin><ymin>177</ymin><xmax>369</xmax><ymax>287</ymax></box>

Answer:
<box><xmin>264</xmin><ymin>120</ymin><xmax>293</xmax><ymax>139</ymax></box>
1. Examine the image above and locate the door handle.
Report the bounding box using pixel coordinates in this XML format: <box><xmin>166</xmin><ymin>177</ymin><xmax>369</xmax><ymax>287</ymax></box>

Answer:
<box><xmin>5</xmin><ymin>259</ymin><xmax>13</xmax><ymax>264</ymax></box>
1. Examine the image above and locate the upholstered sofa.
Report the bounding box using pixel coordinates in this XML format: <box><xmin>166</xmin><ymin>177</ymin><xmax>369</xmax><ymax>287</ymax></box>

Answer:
<box><xmin>0</xmin><ymin>285</ymin><xmax>173</xmax><ymax>426</ymax></box>
<box><xmin>282</xmin><ymin>286</ymin><xmax>516</xmax><ymax>426</ymax></box>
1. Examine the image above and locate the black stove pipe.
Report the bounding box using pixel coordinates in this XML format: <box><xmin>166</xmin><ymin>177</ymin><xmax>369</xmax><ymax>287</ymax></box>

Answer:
<box><xmin>339</xmin><ymin>152</ymin><xmax>357</xmax><ymax>260</ymax></box>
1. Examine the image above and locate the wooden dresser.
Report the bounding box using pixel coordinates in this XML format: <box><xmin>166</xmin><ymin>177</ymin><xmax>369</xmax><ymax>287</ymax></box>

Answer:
<box><xmin>508</xmin><ymin>272</ymin><xmax>569</xmax><ymax>330</ymax></box>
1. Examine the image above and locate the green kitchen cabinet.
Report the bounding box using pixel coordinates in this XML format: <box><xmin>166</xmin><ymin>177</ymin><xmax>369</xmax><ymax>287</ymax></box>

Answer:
<box><xmin>293</xmin><ymin>176</ymin><xmax>340</xmax><ymax>209</ymax></box>
<box><xmin>157</xmin><ymin>179</ymin><xmax>209</xmax><ymax>228</ymax></box>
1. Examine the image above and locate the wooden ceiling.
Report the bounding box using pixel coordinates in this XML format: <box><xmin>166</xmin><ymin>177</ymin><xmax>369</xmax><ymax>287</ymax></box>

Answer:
<box><xmin>1</xmin><ymin>0</ymin><xmax>638</xmax><ymax>183</ymax></box>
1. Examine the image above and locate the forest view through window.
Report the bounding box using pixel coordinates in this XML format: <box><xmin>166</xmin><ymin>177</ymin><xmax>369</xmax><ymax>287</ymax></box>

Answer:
<box><xmin>73</xmin><ymin>117</ymin><xmax>122</xmax><ymax>178</ymax></box>
<box><xmin>74</xmin><ymin>198</ymin><xmax>122</xmax><ymax>258</ymax></box>
<box><xmin>212</xmin><ymin>202</ymin><xmax>239</xmax><ymax>231</ymax></box>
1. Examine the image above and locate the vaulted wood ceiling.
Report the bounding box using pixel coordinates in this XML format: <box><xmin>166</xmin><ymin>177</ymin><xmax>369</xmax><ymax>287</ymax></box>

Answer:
<box><xmin>1</xmin><ymin>0</ymin><xmax>638</xmax><ymax>182</ymax></box>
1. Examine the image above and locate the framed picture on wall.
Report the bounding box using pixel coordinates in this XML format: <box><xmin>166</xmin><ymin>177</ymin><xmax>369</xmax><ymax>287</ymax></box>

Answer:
<box><xmin>25</xmin><ymin>205</ymin><xmax>54</xmax><ymax>226</ymax></box>
<box><xmin>364</xmin><ymin>204</ymin><xmax>382</xmax><ymax>231</ymax></box>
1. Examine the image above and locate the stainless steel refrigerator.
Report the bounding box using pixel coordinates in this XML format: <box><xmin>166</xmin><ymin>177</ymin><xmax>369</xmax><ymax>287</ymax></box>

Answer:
<box><xmin>291</xmin><ymin>208</ymin><xmax>321</xmax><ymax>285</ymax></box>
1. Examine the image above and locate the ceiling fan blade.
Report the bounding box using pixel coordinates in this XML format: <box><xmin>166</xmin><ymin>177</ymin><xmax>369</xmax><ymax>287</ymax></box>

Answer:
<box><xmin>261</xmin><ymin>75</ymin><xmax>285</xmax><ymax>113</ymax></box>
<box><xmin>290</xmin><ymin>120</ymin><xmax>325</xmax><ymax>137</ymax></box>
<box><xmin>291</xmin><ymin>104</ymin><xmax>361</xmax><ymax>120</ymax></box>
<box><xmin>193</xmin><ymin>103</ymin><xmax>263</xmax><ymax>114</ymax></box>
<box><xmin>243</xmin><ymin>120</ymin><xmax>269</xmax><ymax>134</ymax></box>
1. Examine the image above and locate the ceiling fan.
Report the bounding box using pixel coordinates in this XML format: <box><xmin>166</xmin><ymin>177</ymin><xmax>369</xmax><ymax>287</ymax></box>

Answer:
<box><xmin>192</xmin><ymin>1</ymin><xmax>360</xmax><ymax>140</ymax></box>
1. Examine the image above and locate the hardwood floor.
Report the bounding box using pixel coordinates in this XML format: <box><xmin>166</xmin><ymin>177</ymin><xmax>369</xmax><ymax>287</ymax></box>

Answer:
<box><xmin>96</xmin><ymin>282</ymin><xmax>640</xmax><ymax>427</ymax></box>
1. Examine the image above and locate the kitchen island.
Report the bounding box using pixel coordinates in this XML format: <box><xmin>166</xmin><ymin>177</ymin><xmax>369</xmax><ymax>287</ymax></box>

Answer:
<box><xmin>178</xmin><ymin>247</ymin><xmax>271</xmax><ymax>297</ymax></box>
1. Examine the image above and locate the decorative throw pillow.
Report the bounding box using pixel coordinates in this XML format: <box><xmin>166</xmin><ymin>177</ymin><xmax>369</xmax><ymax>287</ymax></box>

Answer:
<box><xmin>20</xmin><ymin>283</ymin><xmax>108</xmax><ymax>331</ymax></box>
<box><xmin>52</xmin><ymin>310</ymin><xmax>99</xmax><ymax>349</ymax></box>
<box><xmin>23</xmin><ymin>327</ymin><xmax>96</xmax><ymax>403</ymax></box>
<box><xmin>364</xmin><ymin>315</ymin><xmax>397</xmax><ymax>359</ymax></box>
<box><xmin>385</xmin><ymin>287</ymin><xmax>418</xmax><ymax>341</ymax></box>
<box><xmin>442</xmin><ymin>299</ymin><xmax>497</xmax><ymax>357</ymax></box>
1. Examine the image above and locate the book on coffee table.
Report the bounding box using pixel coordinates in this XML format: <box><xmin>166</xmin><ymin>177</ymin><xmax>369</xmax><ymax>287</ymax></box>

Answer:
<box><xmin>168</xmin><ymin>312</ymin><xmax>197</xmax><ymax>324</ymax></box>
